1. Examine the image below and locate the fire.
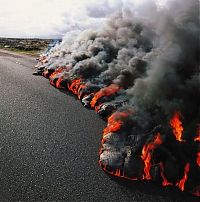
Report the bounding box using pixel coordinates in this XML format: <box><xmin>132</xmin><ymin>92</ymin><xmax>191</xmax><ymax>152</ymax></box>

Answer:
<box><xmin>103</xmin><ymin>111</ymin><xmax>129</xmax><ymax>136</ymax></box>
<box><xmin>56</xmin><ymin>77</ymin><xmax>64</xmax><ymax>88</ymax></box>
<box><xmin>141</xmin><ymin>133</ymin><xmax>162</xmax><ymax>180</ymax></box>
<box><xmin>176</xmin><ymin>163</ymin><xmax>190</xmax><ymax>191</ymax></box>
<box><xmin>67</xmin><ymin>79</ymin><xmax>82</xmax><ymax>94</ymax></box>
<box><xmin>67</xmin><ymin>79</ymin><xmax>86</xmax><ymax>99</ymax></box>
<box><xmin>194</xmin><ymin>135</ymin><xmax>200</xmax><ymax>141</ymax></box>
<box><xmin>49</xmin><ymin>66</ymin><xmax>67</xmax><ymax>80</ymax></box>
<box><xmin>90</xmin><ymin>84</ymin><xmax>120</xmax><ymax>108</ymax></box>
<box><xmin>170</xmin><ymin>111</ymin><xmax>184</xmax><ymax>141</ymax></box>
<box><xmin>77</xmin><ymin>84</ymin><xmax>87</xmax><ymax>99</ymax></box>
<box><xmin>160</xmin><ymin>162</ymin><xmax>173</xmax><ymax>186</ymax></box>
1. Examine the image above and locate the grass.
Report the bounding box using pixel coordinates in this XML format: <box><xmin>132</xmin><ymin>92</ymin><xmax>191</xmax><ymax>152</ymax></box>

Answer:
<box><xmin>0</xmin><ymin>37</ymin><xmax>51</xmax><ymax>57</ymax></box>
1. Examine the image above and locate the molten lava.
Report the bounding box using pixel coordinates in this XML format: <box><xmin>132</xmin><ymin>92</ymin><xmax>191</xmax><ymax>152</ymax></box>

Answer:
<box><xmin>177</xmin><ymin>163</ymin><xmax>190</xmax><ymax>191</ymax></box>
<box><xmin>55</xmin><ymin>77</ymin><xmax>64</xmax><ymax>88</ymax></box>
<box><xmin>49</xmin><ymin>66</ymin><xmax>67</xmax><ymax>80</ymax></box>
<box><xmin>141</xmin><ymin>133</ymin><xmax>162</xmax><ymax>180</ymax></box>
<box><xmin>90</xmin><ymin>84</ymin><xmax>120</xmax><ymax>108</ymax></box>
<box><xmin>67</xmin><ymin>79</ymin><xmax>82</xmax><ymax>95</ymax></box>
<box><xmin>170</xmin><ymin>111</ymin><xmax>184</xmax><ymax>141</ymax></box>
<box><xmin>194</xmin><ymin>136</ymin><xmax>200</xmax><ymax>142</ymax></box>
<box><xmin>160</xmin><ymin>162</ymin><xmax>173</xmax><ymax>186</ymax></box>
<box><xmin>103</xmin><ymin>111</ymin><xmax>129</xmax><ymax>136</ymax></box>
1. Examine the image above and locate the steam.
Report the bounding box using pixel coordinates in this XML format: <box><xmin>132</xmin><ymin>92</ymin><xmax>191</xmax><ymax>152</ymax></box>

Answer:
<box><xmin>45</xmin><ymin>0</ymin><xmax>199</xmax><ymax>130</ymax></box>
<box><xmin>35</xmin><ymin>0</ymin><xmax>200</xmax><ymax>195</ymax></box>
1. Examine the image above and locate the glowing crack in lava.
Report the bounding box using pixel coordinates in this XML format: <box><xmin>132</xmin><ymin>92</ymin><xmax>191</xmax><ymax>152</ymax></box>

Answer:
<box><xmin>33</xmin><ymin>0</ymin><xmax>199</xmax><ymax>197</ymax></box>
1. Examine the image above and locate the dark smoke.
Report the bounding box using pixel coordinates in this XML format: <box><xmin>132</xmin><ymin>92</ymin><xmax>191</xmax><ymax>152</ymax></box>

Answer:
<box><xmin>35</xmin><ymin>0</ymin><xmax>200</xmax><ymax>196</ymax></box>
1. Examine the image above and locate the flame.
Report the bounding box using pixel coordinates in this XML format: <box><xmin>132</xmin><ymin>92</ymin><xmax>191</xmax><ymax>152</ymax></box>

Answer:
<box><xmin>103</xmin><ymin>111</ymin><xmax>129</xmax><ymax>136</ymax></box>
<box><xmin>170</xmin><ymin>111</ymin><xmax>184</xmax><ymax>141</ymax></box>
<box><xmin>90</xmin><ymin>84</ymin><xmax>120</xmax><ymax>108</ymax></box>
<box><xmin>176</xmin><ymin>163</ymin><xmax>190</xmax><ymax>191</ymax></box>
<box><xmin>56</xmin><ymin>77</ymin><xmax>64</xmax><ymax>88</ymax></box>
<box><xmin>77</xmin><ymin>83</ymin><xmax>87</xmax><ymax>99</ymax></box>
<box><xmin>160</xmin><ymin>162</ymin><xmax>173</xmax><ymax>186</ymax></box>
<box><xmin>39</xmin><ymin>61</ymin><xmax>199</xmax><ymax>195</ymax></box>
<box><xmin>194</xmin><ymin>135</ymin><xmax>200</xmax><ymax>141</ymax></box>
<box><xmin>49</xmin><ymin>66</ymin><xmax>67</xmax><ymax>80</ymax></box>
<box><xmin>67</xmin><ymin>79</ymin><xmax>86</xmax><ymax>99</ymax></box>
<box><xmin>67</xmin><ymin>79</ymin><xmax>82</xmax><ymax>94</ymax></box>
<box><xmin>141</xmin><ymin>133</ymin><xmax>162</xmax><ymax>180</ymax></box>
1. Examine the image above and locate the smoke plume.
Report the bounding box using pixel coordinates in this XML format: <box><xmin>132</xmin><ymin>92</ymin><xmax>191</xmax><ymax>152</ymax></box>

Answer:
<box><xmin>34</xmin><ymin>0</ymin><xmax>200</xmax><ymax>196</ymax></box>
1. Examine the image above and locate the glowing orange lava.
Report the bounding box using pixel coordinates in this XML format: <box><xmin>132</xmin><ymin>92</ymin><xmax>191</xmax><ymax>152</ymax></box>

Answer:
<box><xmin>177</xmin><ymin>163</ymin><xmax>190</xmax><ymax>191</ymax></box>
<box><xmin>49</xmin><ymin>66</ymin><xmax>66</xmax><ymax>80</ymax></box>
<box><xmin>103</xmin><ymin>111</ymin><xmax>129</xmax><ymax>136</ymax></box>
<box><xmin>67</xmin><ymin>79</ymin><xmax>82</xmax><ymax>94</ymax></box>
<box><xmin>194</xmin><ymin>136</ymin><xmax>200</xmax><ymax>141</ymax></box>
<box><xmin>56</xmin><ymin>77</ymin><xmax>64</xmax><ymax>88</ymax></box>
<box><xmin>67</xmin><ymin>79</ymin><xmax>86</xmax><ymax>100</ymax></box>
<box><xmin>40</xmin><ymin>62</ymin><xmax>199</xmax><ymax>196</ymax></box>
<box><xmin>90</xmin><ymin>84</ymin><xmax>120</xmax><ymax>108</ymax></box>
<box><xmin>141</xmin><ymin>133</ymin><xmax>162</xmax><ymax>180</ymax></box>
<box><xmin>170</xmin><ymin>111</ymin><xmax>184</xmax><ymax>141</ymax></box>
<box><xmin>99</xmin><ymin>161</ymin><xmax>138</xmax><ymax>181</ymax></box>
<box><xmin>160</xmin><ymin>162</ymin><xmax>173</xmax><ymax>186</ymax></box>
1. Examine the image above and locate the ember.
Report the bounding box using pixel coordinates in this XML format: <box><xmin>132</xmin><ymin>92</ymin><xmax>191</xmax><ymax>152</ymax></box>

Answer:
<box><xmin>33</xmin><ymin>0</ymin><xmax>199</xmax><ymax>197</ymax></box>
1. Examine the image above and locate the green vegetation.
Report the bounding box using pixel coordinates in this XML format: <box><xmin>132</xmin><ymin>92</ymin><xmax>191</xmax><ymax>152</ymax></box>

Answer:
<box><xmin>0</xmin><ymin>37</ymin><xmax>51</xmax><ymax>56</ymax></box>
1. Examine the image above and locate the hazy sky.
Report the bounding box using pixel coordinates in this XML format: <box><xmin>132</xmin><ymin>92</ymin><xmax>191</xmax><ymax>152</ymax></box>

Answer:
<box><xmin>0</xmin><ymin>0</ymin><xmax>167</xmax><ymax>38</ymax></box>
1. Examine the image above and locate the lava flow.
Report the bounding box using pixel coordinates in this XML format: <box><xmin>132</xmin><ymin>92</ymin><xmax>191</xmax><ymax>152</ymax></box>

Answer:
<box><xmin>141</xmin><ymin>133</ymin><xmax>162</xmax><ymax>180</ymax></box>
<box><xmin>103</xmin><ymin>111</ymin><xmax>130</xmax><ymax>135</ymax></box>
<box><xmin>90</xmin><ymin>84</ymin><xmax>121</xmax><ymax>109</ymax></box>
<box><xmin>170</xmin><ymin>111</ymin><xmax>184</xmax><ymax>142</ymax></box>
<box><xmin>177</xmin><ymin>163</ymin><xmax>190</xmax><ymax>191</ymax></box>
<box><xmin>33</xmin><ymin>0</ymin><xmax>199</xmax><ymax>197</ymax></box>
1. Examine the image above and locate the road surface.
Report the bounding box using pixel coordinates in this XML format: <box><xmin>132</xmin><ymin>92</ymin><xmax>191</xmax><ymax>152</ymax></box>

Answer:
<box><xmin>0</xmin><ymin>50</ymin><xmax>198</xmax><ymax>201</ymax></box>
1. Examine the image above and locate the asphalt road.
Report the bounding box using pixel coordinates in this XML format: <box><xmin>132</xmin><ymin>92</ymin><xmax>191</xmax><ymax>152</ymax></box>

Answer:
<box><xmin>0</xmin><ymin>50</ymin><xmax>198</xmax><ymax>201</ymax></box>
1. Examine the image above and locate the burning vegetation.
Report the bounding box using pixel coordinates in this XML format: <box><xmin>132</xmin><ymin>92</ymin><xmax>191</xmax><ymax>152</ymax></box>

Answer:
<box><xmin>33</xmin><ymin>0</ymin><xmax>199</xmax><ymax>196</ymax></box>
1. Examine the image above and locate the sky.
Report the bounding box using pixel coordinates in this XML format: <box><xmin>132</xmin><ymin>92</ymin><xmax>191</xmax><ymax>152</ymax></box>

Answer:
<box><xmin>0</xmin><ymin>0</ymin><xmax>167</xmax><ymax>39</ymax></box>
